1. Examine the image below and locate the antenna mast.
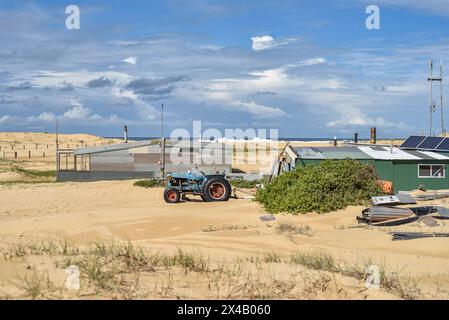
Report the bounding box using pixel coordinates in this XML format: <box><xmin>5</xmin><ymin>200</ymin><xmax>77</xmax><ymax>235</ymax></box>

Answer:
<box><xmin>428</xmin><ymin>60</ymin><xmax>444</xmax><ymax>136</ymax></box>
<box><xmin>440</xmin><ymin>60</ymin><xmax>445</xmax><ymax>136</ymax></box>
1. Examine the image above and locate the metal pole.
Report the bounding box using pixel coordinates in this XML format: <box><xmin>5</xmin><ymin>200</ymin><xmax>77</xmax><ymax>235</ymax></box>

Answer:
<box><xmin>428</xmin><ymin>60</ymin><xmax>444</xmax><ymax>136</ymax></box>
<box><xmin>441</xmin><ymin>60</ymin><xmax>445</xmax><ymax>136</ymax></box>
<box><xmin>161</xmin><ymin>103</ymin><xmax>164</xmax><ymax>139</ymax></box>
<box><xmin>56</xmin><ymin>118</ymin><xmax>59</xmax><ymax>172</ymax></box>
<box><xmin>162</xmin><ymin>138</ymin><xmax>166</xmax><ymax>179</ymax></box>
<box><xmin>161</xmin><ymin>103</ymin><xmax>165</xmax><ymax>179</ymax></box>
<box><xmin>430</xmin><ymin>60</ymin><xmax>433</xmax><ymax>136</ymax></box>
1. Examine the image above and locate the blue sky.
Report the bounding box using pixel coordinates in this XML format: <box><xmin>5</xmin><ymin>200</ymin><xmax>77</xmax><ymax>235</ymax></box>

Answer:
<box><xmin>1</xmin><ymin>0</ymin><xmax>449</xmax><ymax>138</ymax></box>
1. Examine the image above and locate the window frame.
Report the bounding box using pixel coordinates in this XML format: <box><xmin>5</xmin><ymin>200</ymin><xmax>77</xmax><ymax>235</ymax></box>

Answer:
<box><xmin>418</xmin><ymin>164</ymin><xmax>446</xmax><ymax>179</ymax></box>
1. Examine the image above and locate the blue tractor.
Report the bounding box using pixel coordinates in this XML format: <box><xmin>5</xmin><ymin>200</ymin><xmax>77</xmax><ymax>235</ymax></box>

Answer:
<box><xmin>163</xmin><ymin>170</ymin><xmax>232</xmax><ymax>203</ymax></box>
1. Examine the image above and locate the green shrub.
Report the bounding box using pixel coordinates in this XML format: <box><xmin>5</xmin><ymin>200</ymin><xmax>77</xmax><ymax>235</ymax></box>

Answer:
<box><xmin>255</xmin><ymin>159</ymin><xmax>384</xmax><ymax>214</ymax></box>
<box><xmin>133</xmin><ymin>179</ymin><xmax>164</xmax><ymax>188</ymax></box>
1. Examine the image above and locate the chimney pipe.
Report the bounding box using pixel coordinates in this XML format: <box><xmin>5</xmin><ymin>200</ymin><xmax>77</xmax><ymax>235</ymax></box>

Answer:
<box><xmin>124</xmin><ymin>125</ymin><xmax>128</xmax><ymax>143</ymax></box>
<box><xmin>354</xmin><ymin>132</ymin><xmax>359</xmax><ymax>144</ymax></box>
<box><xmin>333</xmin><ymin>136</ymin><xmax>337</xmax><ymax>147</ymax></box>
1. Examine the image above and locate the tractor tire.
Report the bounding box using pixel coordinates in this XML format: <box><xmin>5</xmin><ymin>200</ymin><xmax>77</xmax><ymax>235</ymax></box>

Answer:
<box><xmin>164</xmin><ymin>187</ymin><xmax>181</xmax><ymax>203</ymax></box>
<box><xmin>202</xmin><ymin>178</ymin><xmax>232</xmax><ymax>202</ymax></box>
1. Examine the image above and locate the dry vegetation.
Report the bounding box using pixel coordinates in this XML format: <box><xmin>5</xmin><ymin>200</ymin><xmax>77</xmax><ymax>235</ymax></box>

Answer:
<box><xmin>0</xmin><ymin>132</ymin><xmax>122</xmax><ymax>183</ymax></box>
<box><xmin>275</xmin><ymin>221</ymin><xmax>314</xmax><ymax>236</ymax></box>
<box><xmin>0</xmin><ymin>238</ymin><xmax>423</xmax><ymax>300</ymax></box>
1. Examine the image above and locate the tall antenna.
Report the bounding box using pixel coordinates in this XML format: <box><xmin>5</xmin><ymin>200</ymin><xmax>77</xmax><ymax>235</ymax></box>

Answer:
<box><xmin>440</xmin><ymin>60</ymin><xmax>445</xmax><ymax>136</ymax></box>
<box><xmin>429</xmin><ymin>60</ymin><xmax>434</xmax><ymax>136</ymax></box>
<box><xmin>428</xmin><ymin>60</ymin><xmax>444</xmax><ymax>136</ymax></box>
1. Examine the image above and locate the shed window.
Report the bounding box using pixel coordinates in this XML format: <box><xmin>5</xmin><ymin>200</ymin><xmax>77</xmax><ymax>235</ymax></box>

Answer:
<box><xmin>418</xmin><ymin>164</ymin><xmax>445</xmax><ymax>178</ymax></box>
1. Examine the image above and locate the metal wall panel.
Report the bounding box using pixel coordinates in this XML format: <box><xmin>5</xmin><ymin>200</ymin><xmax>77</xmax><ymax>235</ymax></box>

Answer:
<box><xmin>91</xmin><ymin>163</ymin><xmax>135</xmax><ymax>171</ymax></box>
<box><xmin>57</xmin><ymin>171</ymin><xmax>158</xmax><ymax>182</ymax></box>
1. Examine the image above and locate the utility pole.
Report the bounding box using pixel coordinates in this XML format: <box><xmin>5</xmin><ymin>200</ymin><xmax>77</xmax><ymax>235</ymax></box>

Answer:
<box><xmin>161</xmin><ymin>103</ymin><xmax>165</xmax><ymax>179</ymax></box>
<box><xmin>161</xmin><ymin>103</ymin><xmax>164</xmax><ymax>139</ymax></box>
<box><xmin>55</xmin><ymin>118</ymin><xmax>59</xmax><ymax>172</ymax></box>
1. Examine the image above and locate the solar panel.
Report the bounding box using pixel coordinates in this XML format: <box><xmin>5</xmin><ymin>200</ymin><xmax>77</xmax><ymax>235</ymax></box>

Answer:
<box><xmin>401</xmin><ymin>136</ymin><xmax>427</xmax><ymax>149</ymax></box>
<box><xmin>435</xmin><ymin>138</ymin><xmax>449</xmax><ymax>151</ymax></box>
<box><xmin>417</xmin><ymin>136</ymin><xmax>445</xmax><ymax>149</ymax></box>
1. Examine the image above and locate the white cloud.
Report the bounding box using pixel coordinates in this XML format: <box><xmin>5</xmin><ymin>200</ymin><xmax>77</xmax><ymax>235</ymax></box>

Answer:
<box><xmin>231</xmin><ymin>101</ymin><xmax>286</xmax><ymax>118</ymax></box>
<box><xmin>122</xmin><ymin>56</ymin><xmax>138</xmax><ymax>65</ymax></box>
<box><xmin>283</xmin><ymin>57</ymin><xmax>327</xmax><ymax>69</ymax></box>
<box><xmin>251</xmin><ymin>36</ymin><xmax>275</xmax><ymax>51</ymax></box>
<box><xmin>0</xmin><ymin>115</ymin><xmax>10</xmax><ymax>124</ymax></box>
<box><xmin>29</xmin><ymin>99</ymin><xmax>128</xmax><ymax>126</ymax></box>
<box><xmin>23</xmin><ymin>70</ymin><xmax>132</xmax><ymax>88</ymax></box>
<box><xmin>37</xmin><ymin>112</ymin><xmax>56</xmax><ymax>122</ymax></box>
<box><xmin>250</xmin><ymin>35</ymin><xmax>297</xmax><ymax>51</ymax></box>
<box><xmin>179</xmin><ymin>67</ymin><xmax>292</xmax><ymax>118</ymax></box>
<box><xmin>300</xmin><ymin>57</ymin><xmax>326</xmax><ymax>66</ymax></box>
<box><xmin>64</xmin><ymin>105</ymin><xmax>91</xmax><ymax>119</ymax></box>
<box><xmin>326</xmin><ymin>116</ymin><xmax>408</xmax><ymax>130</ymax></box>
<box><xmin>62</xmin><ymin>99</ymin><xmax>124</xmax><ymax>124</ymax></box>
<box><xmin>63</xmin><ymin>100</ymin><xmax>91</xmax><ymax>120</ymax></box>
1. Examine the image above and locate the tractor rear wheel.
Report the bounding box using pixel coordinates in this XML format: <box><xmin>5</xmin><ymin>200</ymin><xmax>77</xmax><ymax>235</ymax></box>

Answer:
<box><xmin>202</xmin><ymin>178</ymin><xmax>231</xmax><ymax>202</ymax></box>
<box><xmin>164</xmin><ymin>187</ymin><xmax>181</xmax><ymax>203</ymax></box>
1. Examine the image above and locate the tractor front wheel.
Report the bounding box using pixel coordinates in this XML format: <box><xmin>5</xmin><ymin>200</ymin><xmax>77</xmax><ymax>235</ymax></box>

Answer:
<box><xmin>164</xmin><ymin>187</ymin><xmax>181</xmax><ymax>203</ymax></box>
<box><xmin>202</xmin><ymin>178</ymin><xmax>232</xmax><ymax>202</ymax></box>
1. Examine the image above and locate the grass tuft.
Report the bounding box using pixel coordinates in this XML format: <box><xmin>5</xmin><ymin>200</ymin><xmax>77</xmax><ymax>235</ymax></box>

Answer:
<box><xmin>276</xmin><ymin>222</ymin><xmax>313</xmax><ymax>236</ymax></box>
<box><xmin>289</xmin><ymin>250</ymin><xmax>338</xmax><ymax>272</ymax></box>
<box><xmin>133</xmin><ymin>179</ymin><xmax>164</xmax><ymax>188</ymax></box>
<box><xmin>14</xmin><ymin>269</ymin><xmax>53</xmax><ymax>300</ymax></box>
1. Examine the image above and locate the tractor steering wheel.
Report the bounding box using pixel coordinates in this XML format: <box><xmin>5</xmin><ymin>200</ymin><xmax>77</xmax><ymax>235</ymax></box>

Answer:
<box><xmin>194</xmin><ymin>165</ymin><xmax>205</xmax><ymax>176</ymax></box>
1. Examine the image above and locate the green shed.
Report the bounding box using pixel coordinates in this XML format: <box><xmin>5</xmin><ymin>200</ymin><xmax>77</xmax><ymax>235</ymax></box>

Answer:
<box><xmin>286</xmin><ymin>145</ymin><xmax>449</xmax><ymax>192</ymax></box>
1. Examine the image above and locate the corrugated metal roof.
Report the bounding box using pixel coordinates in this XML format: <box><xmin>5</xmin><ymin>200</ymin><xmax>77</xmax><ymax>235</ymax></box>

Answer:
<box><xmin>294</xmin><ymin>146</ymin><xmax>449</xmax><ymax>161</ymax></box>
<box><xmin>358</xmin><ymin>146</ymin><xmax>421</xmax><ymax>160</ymax></box>
<box><xmin>404</xmin><ymin>150</ymin><xmax>437</xmax><ymax>160</ymax></box>
<box><xmin>294</xmin><ymin>147</ymin><xmax>371</xmax><ymax>160</ymax></box>
<box><xmin>74</xmin><ymin>140</ymin><xmax>230</xmax><ymax>156</ymax></box>
<box><xmin>74</xmin><ymin>141</ymin><xmax>153</xmax><ymax>155</ymax></box>
<box><xmin>417</xmin><ymin>150</ymin><xmax>449</xmax><ymax>160</ymax></box>
<box><xmin>294</xmin><ymin>147</ymin><xmax>325</xmax><ymax>159</ymax></box>
<box><xmin>321</xmin><ymin>147</ymin><xmax>372</xmax><ymax>160</ymax></box>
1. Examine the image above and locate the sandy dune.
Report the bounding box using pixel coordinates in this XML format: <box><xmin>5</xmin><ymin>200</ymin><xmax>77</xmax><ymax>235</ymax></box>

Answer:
<box><xmin>0</xmin><ymin>132</ymin><xmax>123</xmax><ymax>175</ymax></box>
<box><xmin>0</xmin><ymin>180</ymin><xmax>448</xmax><ymax>299</ymax></box>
